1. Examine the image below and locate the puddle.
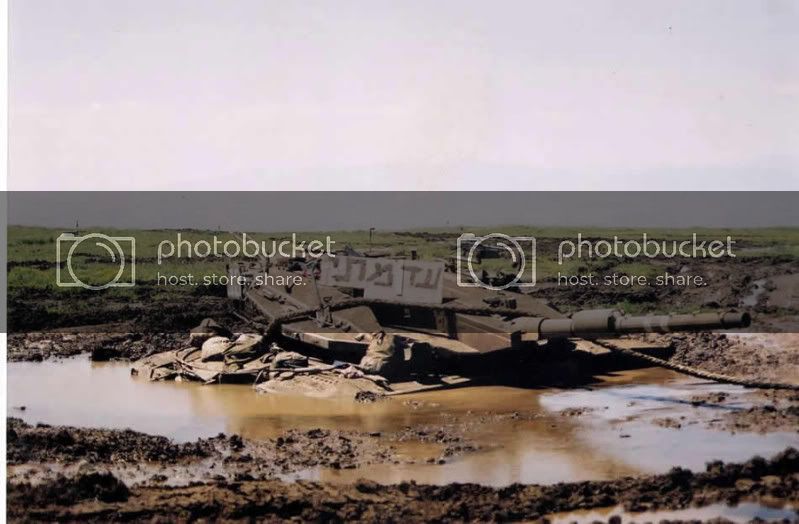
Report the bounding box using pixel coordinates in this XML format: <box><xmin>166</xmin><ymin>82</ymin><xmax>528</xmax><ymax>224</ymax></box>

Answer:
<box><xmin>7</xmin><ymin>358</ymin><xmax>798</xmax><ymax>486</ymax></box>
<box><xmin>742</xmin><ymin>278</ymin><xmax>767</xmax><ymax>307</ymax></box>
<box><xmin>548</xmin><ymin>501</ymin><xmax>798</xmax><ymax>523</ymax></box>
<box><xmin>535</xmin><ymin>378</ymin><xmax>792</xmax><ymax>474</ymax></box>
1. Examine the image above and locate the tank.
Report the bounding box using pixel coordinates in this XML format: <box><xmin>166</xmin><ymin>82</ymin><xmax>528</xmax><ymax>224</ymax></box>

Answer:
<box><xmin>233</xmin><ymin>256</ymin><xmax>751</xmax><ymax>358</ymax></box>
<box><xmin>136</xmin><ymin>256</ymin><xmax>755</xmax><ymax>392</ymax></box>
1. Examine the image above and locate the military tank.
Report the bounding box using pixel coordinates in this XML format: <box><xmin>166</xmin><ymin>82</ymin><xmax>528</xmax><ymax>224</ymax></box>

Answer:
<box><xmin>226</xmin><ymin>252</ymin><xmax>749</xmax><ymax>388</ymax></box>
<box><xmin>133</xmin><ymin>249</ymin><xmax>751</xmax><ymax>395</ymax></box>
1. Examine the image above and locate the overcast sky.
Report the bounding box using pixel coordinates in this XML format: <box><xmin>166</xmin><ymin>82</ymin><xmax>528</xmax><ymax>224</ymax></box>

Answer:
<box><xmin>9</xmin><ymin>0</ymin><xmax>799</xmax><ymax>190</ymax></box>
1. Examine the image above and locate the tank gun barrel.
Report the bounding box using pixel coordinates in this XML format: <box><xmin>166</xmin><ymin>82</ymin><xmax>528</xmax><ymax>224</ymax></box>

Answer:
<box><xmin>528</xmin><ymin>309</ymin><xmax>750</xmax><ymax>339</ymax></box>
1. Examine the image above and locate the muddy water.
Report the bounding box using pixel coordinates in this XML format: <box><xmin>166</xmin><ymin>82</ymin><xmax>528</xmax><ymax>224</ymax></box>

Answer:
<box><xmin>7</xmin><ymin>358</ymin><xmax>798</xmax><ymax>486</ymax></box>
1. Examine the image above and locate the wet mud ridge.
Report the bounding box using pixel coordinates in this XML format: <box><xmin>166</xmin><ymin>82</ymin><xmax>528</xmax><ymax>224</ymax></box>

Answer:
<box><xmin>7</xmin><ymin>436</ymin><xmax>799</xmax><ymax>522</ymax></box>
<box><xmin>7</xmin><ymin>331</ymin><xmax>189</xmax><ymax>363</ymax></box>
<box><xmin>664</xmin><ymin>333</ymin><xmax>799</xmax><ymax>385</ymax></box>
<box><xmin>652</xmin><ymin>389</ymin><xmax>799</xmax><ymax>434</ymax></box>
<box><xmin>7</xmin><ymin>418</ymin><xmax>462</xmax><ymax>487</ymax></box>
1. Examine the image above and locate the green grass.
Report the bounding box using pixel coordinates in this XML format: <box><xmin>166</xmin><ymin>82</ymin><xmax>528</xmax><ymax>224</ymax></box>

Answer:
<box><xmin>7</xmin><ymin>224</ymin><xmax>797</xmax><ymax>295</ymax></box>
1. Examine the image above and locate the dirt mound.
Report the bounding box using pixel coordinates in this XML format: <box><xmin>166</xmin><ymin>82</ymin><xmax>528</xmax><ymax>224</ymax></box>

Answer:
<box><xmin>8</xmin><ymin>292</ymin><xmax>240</xmax><ymax>337</ymax></box>
<box><xmin>654</xmin><ymin>332</ymin><xmax>799</xmax><ymax>386</ymax></box>
<box><xmin>710</xmin><ymin>404</ymin><xmax>799</xmax><ymax>434</ymax></box>
<box><xmin>6</xmin><ymin>418</ymin><xmax>215</xmax><ymax>464</ymax></box>
<box><xmin>7</xmin><ymin>331</ymin><xmax>188</xmax><ymax>362</ymax></box>
<box><xmin>9</xmin><ymin>472</ymin><xmax>130</xmax><ymax>508</ymax></box>
<box><xmin>5</xmin><ymin>419</ymin><xmax>439</xmax><ymax>488</ymax></box>
<box><xmin>9</xmin><ymin>449</ymin><xmax>799</xmax><ymax>522</ymax></box>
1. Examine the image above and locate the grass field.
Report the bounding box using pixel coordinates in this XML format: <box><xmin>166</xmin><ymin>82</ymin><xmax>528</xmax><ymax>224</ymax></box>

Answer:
<box><xmin>7</xmin><ymin>225</ymin><xmax>798</xmax><ymax>329</ymax></box>
<box><xmin>8</xmin><ymin>224</ymin><xmax>798</xmax><ymax>287</ymax></box>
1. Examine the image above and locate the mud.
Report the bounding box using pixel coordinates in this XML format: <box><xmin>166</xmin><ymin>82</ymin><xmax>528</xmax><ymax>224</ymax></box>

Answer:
<box><xmin>531</xmin><ymin>257</ymin><xmax>799</xmax><ymax>321</ymax></box>
<box><xmin>654</xmin><ymin>404</ymin><xmax>799</xmax><ymax>434</ymax></box>
<box><xmin>7</xmin><ymin>312</ymin><xmax>253</xmax><ymax>363</ymax></box>
<box><xmin>8</xmin><ymin>350</ymin><xmax>799</xmax><ymax>521</ymax></box>
<box><xmin>7</xmin><ymin>291</ymin><xmax>237</xmax><ymax>334</ymax></box>
<box><xmin>8</xmin><ymin>447</ymin><xmax>799</xmax><ymax>522</ymax></box>
<box><xmin>7</xmin><ymin>418</ymin><xmax>216</xmax><ymax>465</ymax></box>
<box><xmin>626</xmin><ymin>335</ymin><xmax>799</xmax><ymax>435</ymax></box>
<box><xmin>645</xmin><ymin>332</ymin><xmax>799</xmax><ymax>386</ymax></box>
<box><xmin>7</xmin><ymin>418</ymin><xmax>440</xmax><ymax>487</ymax></box>
<box><xmin>710</xmin><ymin>405</ymin><xmax>799</xmax><ymax>435</ymax></box>
<box><xmin>10</xmin><ymin>473</ymin><xmax>132</xmax><ymax>507</ymax></box>
<box><xmin>6</xmin><ymin>330</ymin><xmax>189</xmax><ymax>362</ymax></box>
<box><xmin>8</xmin><ymin>306</ymin><xmax>799</xmax><ymax>520</ymax></box>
